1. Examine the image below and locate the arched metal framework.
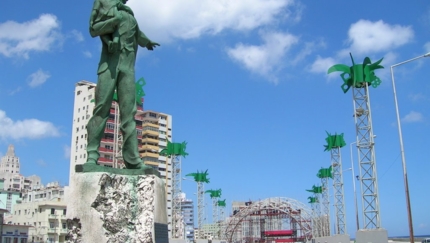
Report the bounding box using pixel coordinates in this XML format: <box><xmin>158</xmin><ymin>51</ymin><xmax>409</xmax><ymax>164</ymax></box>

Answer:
<box><xmin>224</xmin><ymin>197</ymin><xmax>313</xmax><ymax>243</ymax></box>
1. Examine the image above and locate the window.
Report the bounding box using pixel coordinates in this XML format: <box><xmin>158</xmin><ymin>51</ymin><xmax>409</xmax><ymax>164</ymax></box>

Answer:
<box><xmin>50</xmin><ymin>222</ymin><xmax>55</xmax><ymax>228</ymax></box>
<box><xmin>62</xmin><ymin>222</ymin><xmax>67</xmax><ymax>229</ymax></box>
<box><xmin>63</xmin><ymin>209</ymin><xmax>67</xmax><ymax>215</ymax></box>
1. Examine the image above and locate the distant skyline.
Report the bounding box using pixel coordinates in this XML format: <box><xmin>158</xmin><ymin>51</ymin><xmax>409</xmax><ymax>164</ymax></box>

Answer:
<box><xmin>1</xmin><ymin>0</ymin><xmax>430</xmax><ymax>237</ymax></box>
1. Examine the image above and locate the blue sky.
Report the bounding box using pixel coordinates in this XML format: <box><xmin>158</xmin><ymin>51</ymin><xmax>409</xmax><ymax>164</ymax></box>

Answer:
<box><xmin>1</xmin><ymin>0</ymin><xmax>430</xmax><ymax>237</ymax></box>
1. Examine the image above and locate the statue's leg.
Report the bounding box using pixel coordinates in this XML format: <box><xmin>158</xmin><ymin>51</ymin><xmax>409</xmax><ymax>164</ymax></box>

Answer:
<box><xmin>86</xmin><ymin>68</ymin><xmax>117</xmax><ymax>164</ymax></box>
<box><xmin>116</xmin><ymin>51</ymin><xmax>148</xmax><ymax>169</ymax></box>
<box><xmin>90</xmin><ymin>16</ymin><xmax>121</xmax><ymax>38</ymax></box>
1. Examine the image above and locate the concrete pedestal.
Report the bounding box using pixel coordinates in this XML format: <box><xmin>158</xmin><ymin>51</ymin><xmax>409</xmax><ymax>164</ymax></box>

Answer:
<box><xmin>66</xmin><ymin>172</ymin><xmax>168</xmax><ymax>243</ymax></box>
<box><xmin>356</xmin><ymin>228</ymin><xmax>388</xmax><ymax>243</ymax></box>
<box><xmin>315</xmin><ymin>234</ymin><xmax>350</xmax><ymax>243</ymax></box>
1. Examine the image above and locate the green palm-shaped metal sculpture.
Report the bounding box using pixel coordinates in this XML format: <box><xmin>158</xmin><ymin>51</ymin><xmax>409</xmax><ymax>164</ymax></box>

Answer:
<box><xmin>308</xmin><ymin>196</ymin><xmax>319</xmax><ymax>204</ymax></box>
<box><xmin>317</xmin><ymin>166</ymin><xmax>333</xmax><ymax>179</ymax></box>
<box><xmin>324</xmin><ymin>131</ymin><xmax>346</xmax><ymax>151</ymax></box>
<box><xmin>328</xmin><ymin>53</ymin><xmax>384</xmax><ymax>93</ymax></box>
<box><xmin>205</xmin><ymin>189</ymin><xmax>222</xmax><ymax>198</ymax></box>
<box><xmin>306</xmin><ymin>185</ymin><xmax>323</xmax><ymax>194</ymax></box>
<box><xmin>217</xmin><ymin>199</ymin><xmax>226</xmax><ymax>207</ymax></box>
<box><xmin>186</xmin><ymin>169</ymin><xmax>210</xmax><ymax>183</ymax></box>
<box><xmin>159</xmin><ymin>140</ymin><xmax>188</xmax><ymax>157</ymax></box>
<box><xmin>112</xmin><ymin>77</ymin><xmax>146</xmax><ymax>105</ymax></box>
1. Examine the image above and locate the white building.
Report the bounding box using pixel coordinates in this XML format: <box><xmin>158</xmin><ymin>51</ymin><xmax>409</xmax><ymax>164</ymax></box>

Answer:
<box><xmin>12</xmin><ymin>182</ymin><xmax>67</xmax><ymax>243</ymax></box>
<box><xmin>0</xmin><ymin>145</ymin><xmax>42</xmax><ymax>192</ymax></box>
<box><xmin>12</xmin><ymin>200</ymin><xmax>67</xmax><ymax>243</ymax></box>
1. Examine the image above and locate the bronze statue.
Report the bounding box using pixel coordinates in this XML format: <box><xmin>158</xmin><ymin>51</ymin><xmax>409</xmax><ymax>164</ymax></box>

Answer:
<box><xmin>86</xmin><ymin>0</ymin><xmax>159</xmax><ymax>170</ymax></box>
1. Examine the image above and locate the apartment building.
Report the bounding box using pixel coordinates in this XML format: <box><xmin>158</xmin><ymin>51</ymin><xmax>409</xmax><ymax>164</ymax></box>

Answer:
<box><xmin>12</xmin><ymin>183</ymin><xmax>67</xmax><ymax>243</ymax></box>
<box><xmin>0</xmin><ymin>145</ymin><xmax>42</xmax><ymax>192</ymax></box>
<box><xmin>13</xmin><ymin>200</ymin><xmax>67</xmax><ymax>243</ymax></box>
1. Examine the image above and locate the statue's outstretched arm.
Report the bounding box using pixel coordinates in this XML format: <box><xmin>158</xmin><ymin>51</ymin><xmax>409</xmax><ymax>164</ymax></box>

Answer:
<box><xmin>137</xmin><ymin>29</ymin><xmax>160</xmax><ymax>50</ymax></box>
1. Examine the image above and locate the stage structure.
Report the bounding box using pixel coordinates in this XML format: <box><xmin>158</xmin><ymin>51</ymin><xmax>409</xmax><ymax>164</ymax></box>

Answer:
<box><xmin>328</xmin><ymin>54</ymin><xmax>387</xmax><ymax>242</ymax></box>
<box><xmin>317</xmin><ymin>166</ymin><xmax>332</xmax><ymax>237</ymax></box>
<box><xmin>159</xmin><ymin>140</ymin><xmax>188</xmax><ymax>238</ymax></box>
<box><xmin>186</xmin><ymin>170</ymin><xmax>210</xmax><ymax>238</ymax></box>
<box><xmin>324</xmin><ymin>132</ymin><xmax>347</xmax><ymax>235</ymax></box>
<box><xmin>307</xmin><ymin>185</ymin><xmax>323</xmax><ymax>237</ymax></box>
<box><xmin>224</xmin><ymin>197</ymin><xmax>313</xmax><ymax>243</ymax></box>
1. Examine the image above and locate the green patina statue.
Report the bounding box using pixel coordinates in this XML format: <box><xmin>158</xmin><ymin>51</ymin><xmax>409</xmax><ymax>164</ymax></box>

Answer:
<box><xmin>85</xmin><ymin>0</ymin><xmax>159</xmax><ymax>170</ymax></box>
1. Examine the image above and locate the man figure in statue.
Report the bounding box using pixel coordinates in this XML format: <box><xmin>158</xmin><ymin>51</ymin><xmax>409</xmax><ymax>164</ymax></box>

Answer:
<box><xmin>86</xmin><ymin>0</ymin><xmax>159</xmax><ymax>169</ymax></box>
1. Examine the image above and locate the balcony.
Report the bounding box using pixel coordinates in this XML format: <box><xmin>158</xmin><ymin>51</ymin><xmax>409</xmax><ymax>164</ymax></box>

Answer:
<box><xmin>60</xmin><ymin>228</ymin><xmax>68</xmax><ymax>235</ymax></box>
<box><xmin>98</xmin><ymin>157</ymin><xmax>113</xmax><ymax>163</ymax></box>
<box><xmin>48</xmin><ymin>228</ymin><xmax>57</xmax><ymax>234</ymax></box>
<box><xmin>104</xmin><ymin>128</ymin><xmax>115</xmax><ymax>134</ymax></box>
<box><xmin>48</xmin><ymin>214</ymin><xmax>58</xmax><ymax>219</ymax></box>
<box><xmin>101</xmin><ymin>138</ymin><xmax>114</xmax><ymax>144</ymax></box>
<box><xmin>99</xmin><ymin>147</ymin><xmax>114</xmax><ymax>153</ymax></box>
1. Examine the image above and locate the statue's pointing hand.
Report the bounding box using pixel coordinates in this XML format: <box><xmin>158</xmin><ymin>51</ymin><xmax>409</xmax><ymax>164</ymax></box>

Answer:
<box><xmin>146</xmin><ymin>41</ymin><xmax>160</xmax><ymax>51</ymax></box>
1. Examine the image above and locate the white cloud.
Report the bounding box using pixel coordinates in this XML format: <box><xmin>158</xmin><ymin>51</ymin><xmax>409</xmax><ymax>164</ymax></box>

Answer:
<box><xmin>28</xmin><ymin>69</ymin><xmax>50</xmax><ymax>88</ymax></box>
<box><xmin>9</xmin><ymin>87</ymin><xmax>22</xmax><ymax>95</ymax></box>
<box><xmin>226</xmin><ymin>31</ymin><xmax>298</xmax><ymax>84</ymax></box>
<box><xmin>347</xmin><ymin>20</ymin><xmax>414</xmax><ymax>54</ymax></box>
<box><xmin>408</xmin><ymin>93</ymin><xmax>426</xmax><ymax>102</ymax></box>
<box><xmin>83</xmin><ymin>51</ymin><xmax>92</xmax><ymax>58</ymax></box>
<box><xmin>424</xmin><ymin>42</ymin><xmax>430</xmax><ymax>53</ymax></box>
<box><xmin>36</xmin><ymin>159</ymin><xmax>48</xmax><ymax>167</ymax></box>
<box><xmin>292</xmin><ymin>39</ymin><xmax>325</xmax><ymax>65</ymax></box>
<box><xmin>401</xmin><ymin>111</ymin><xmax>423</xmax><ymax>123</ymax></box>
<box><xmin>0</xmin><ymin>110</ymin><xmax>60</xmax><ymax>140</ymax></box>
<box><xmin>70</xmin><ymin>29</ymin><xmax>84</xmax><ymax>42</ymax></box>
<box><xmin>0</xmin><ymin>14</ymin><xmax>62</xmax><ymax>59</ymax></box>
<box><xmin>128</xmin><ymin>0</ymin><xmax>298</xmax><ymax>42</ymax></box>
<box><xmin>63</xmin><ymin>145</ymin><xmax>71</xmax><ymax>159</ymax></box>
<box><xmin>310</xmin><ymin>56</ymin><xmax>336</xmax><ymax>74</ymax></box>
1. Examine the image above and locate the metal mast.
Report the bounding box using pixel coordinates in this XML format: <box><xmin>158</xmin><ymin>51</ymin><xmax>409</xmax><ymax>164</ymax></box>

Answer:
<box><xmin>217</xmin><ymin>199</ymin><xmax>226</xmax><ymax>240</ymax></box>
<box><xmin>306</xmin><ymin>186</ymin><xmax>323</xmax><ymax>237</ymax></box>
<box><xmin>160</xmin><ymin>140</ymin><xmax>189</xmax><ymax>239</ymax></box>
<box><xmin>205</xmin><ymin>189</ymin><xmax>222</xmax><ymax>239</ymax></box>
<box><xmin>328</xmin><ymin>54</ymin><xmax>384</xmax><ymax>230</ymax></box>
<box><xmin>186</xmin><ymin>170</ymin><xmax>210</xmax><ymax>238</ymax></box>
<box><xmin>317</xmin><ymin>167</ymin><xmax>332</xmax><ymax>236</ymax></box>
<box><xmin>324</xmin><ymin>132</ymin><xmax>347</xmax><ymax>234</ymax></box>
<box><xmin>112</xmin><ymin>101</ymin><xmax>123</xmax><ymax>168</ymax></box>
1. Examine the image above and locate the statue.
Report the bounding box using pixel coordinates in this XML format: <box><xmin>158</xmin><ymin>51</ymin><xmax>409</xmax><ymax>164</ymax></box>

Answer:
<box><xmin>85</xmin><ymin>0</ymin><xmax>159</xmax><ymax>170</ymax></box>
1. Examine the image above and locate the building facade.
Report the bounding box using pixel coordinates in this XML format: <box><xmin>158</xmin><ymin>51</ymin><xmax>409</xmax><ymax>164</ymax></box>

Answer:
<box><xmin>12</xmin><ymin>200</ymin><xmax>67</xmax><ymax>243</ymax></box>
<box><xmin>180</xmin><ymin>195</ymin><xmax>194</xmax><ymax>242</ymax></box>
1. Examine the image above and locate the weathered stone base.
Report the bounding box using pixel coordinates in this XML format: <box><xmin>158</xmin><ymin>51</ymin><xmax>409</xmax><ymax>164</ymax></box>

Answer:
<box><xmin>66</xmin><ymin>172</ymin><xmax>168</xmax><ymax>243</ymax></box>
<box><xmin>356</xmin><ymin>228</ymin><xmax>388</xmax><ymax>243</ymax></box>
<box><xmin>315</xmin><ymin>234</ymin><xmax>350</xmax><ymax>243</ymax></box>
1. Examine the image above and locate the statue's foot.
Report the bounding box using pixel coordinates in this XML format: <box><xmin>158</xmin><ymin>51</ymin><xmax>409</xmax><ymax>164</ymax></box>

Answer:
<box><xmin>86</xmin><ymin>158</ymin><xmax>98</xmax><ymax>165</ymax></box>
<box><xmin>125</xmin><ymin>162</ymin><xmax>151</xmax><ymax>170</ymax></box>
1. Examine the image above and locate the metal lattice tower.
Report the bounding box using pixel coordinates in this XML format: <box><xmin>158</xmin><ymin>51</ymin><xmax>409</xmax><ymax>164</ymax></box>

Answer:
<box><xmin>331</xmin><ymin>147</ymin><xmax>347</xmax><ymax>234</ymax></box>
<box><xmin>352</xmin><ymin>85</ymin><xmax>380</xmax><ymax>229</ymax></box>
<box><xmin>171</xmin><ymin>155</ymin><xmax>183</xmax><ymax>238</ymax></box>
<box><xmin>324</xmin><ymin>132</ymin><xmax>347</xmax><ymax>235</ymax></box>
<box><xmin>112</xmin><ymin>101</ymin><xmax>124</xmax><ymax>168</ymax></box>
<box><xmin>328</xmin><ymin>54</ymin><xmax>384</xmax><ymax>230</ymax></box>
<box><xmin>197</xmin><ymin>182</ymin><xmax>205</xmax><ymax>236</ymax></box>
<box><xmin>321</xmin><ymin>178</ymin><xmax>330</xmax><ymax>236</ymax></box>
<box><xmin>160</xmin><ymin>141</ymin><xmax>188</xmax><ymax>239</ymax></box>
<box><xmin>316</xmin><ymin>167</ymin><xmax>332</xmax><ymax>237</ymax></box>
<box><xmin>217</xmin><ymin>199</ymin><xmax>226</xmax><ymax>240</ymax></box>
<box><xmin>186</xmin><ymin>170</ymin><xmax>209</xmax><ymax>238</ymax></box>
<box><xmin>307</xmin><ymin>194</ymin><xmax>321</xmax><ymax>237</ymax></box>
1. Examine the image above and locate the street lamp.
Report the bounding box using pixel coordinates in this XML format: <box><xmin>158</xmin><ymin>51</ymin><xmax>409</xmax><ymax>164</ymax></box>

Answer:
<box><xmin>349</xmin><ymin>141</ymin><xmax>359</xmax><ymax>231</ymax></box>
<box><xmin>390</xmin><ymin>52</ymin><xmax>430</xmax><ymax>243</ymax></box>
